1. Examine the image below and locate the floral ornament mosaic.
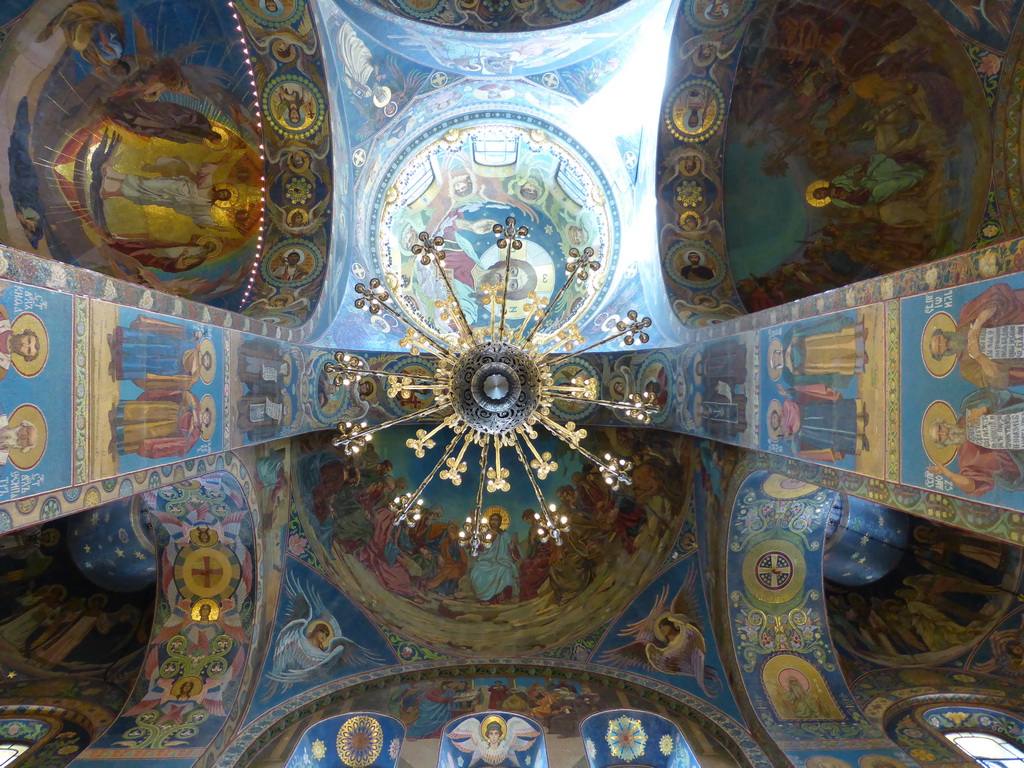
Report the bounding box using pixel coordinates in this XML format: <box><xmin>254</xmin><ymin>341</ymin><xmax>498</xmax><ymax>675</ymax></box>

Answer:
<box><xmin>660</xmin><ymin>734</ymin><xmax>674</xmax><ymax>755</ymax></box>
<box><xmin>313</xmin><ymin>739</ymin><xmax>327</xmax><ymax>759</ymax></box>
<box><xmin>389</xmin><ymin>737</ymin><xmax>401</xmax><ymax>760</ymax></box>
<box><xmin>337</xmin><ymin>715</ymin><xmax>384</xmax><ymax>767</ymax></box>
<box><xmin>606</xmin><ymin>717</ymin><xmax>647</xmax><ymax>762</ymax></box>
<box><xmin>586</xmin><ymin>737</ymin><xmax>598</xmax><ymax>760</ymax></box>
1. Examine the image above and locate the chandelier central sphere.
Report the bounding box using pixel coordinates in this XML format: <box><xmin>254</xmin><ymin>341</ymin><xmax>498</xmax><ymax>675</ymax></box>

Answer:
<box><xmin>325</xmin><ymin>215</ymin><xmax>657</xmax><ymax>557</ymax></box>
<box><xmin>451</xmin><ymin>342</ymin><xmax>542</xmax><ymax>434</ymax></box>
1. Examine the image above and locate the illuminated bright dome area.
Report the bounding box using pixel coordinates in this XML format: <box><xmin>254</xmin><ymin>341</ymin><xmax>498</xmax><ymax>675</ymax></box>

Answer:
<box><xmin>4</xmin><ymin>0</ymin><xmax>1024</xmax><ymax>766</ymax></box>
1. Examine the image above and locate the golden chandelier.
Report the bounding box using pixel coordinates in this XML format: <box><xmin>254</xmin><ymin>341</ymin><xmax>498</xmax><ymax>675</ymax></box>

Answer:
<box><xmin>325</xmin><ymin>217</ymin><xmax>657</xmax><ymax>556</ymax></box>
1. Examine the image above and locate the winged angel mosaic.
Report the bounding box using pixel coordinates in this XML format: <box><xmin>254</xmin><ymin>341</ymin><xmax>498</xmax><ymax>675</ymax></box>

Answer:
<box><xmin>264</xmin><ymin>571</ymin><xmax>381</xmax><ymax>697</ymax></box>
<box><xmin>598</xmin><ymin>569</ymin><xmax>721</xmax><ymax>696</ymax></box>
<box><xmin>445</xmin><ymin>714</ymin><xmax>540</xmax><ymax>768</ymax></box>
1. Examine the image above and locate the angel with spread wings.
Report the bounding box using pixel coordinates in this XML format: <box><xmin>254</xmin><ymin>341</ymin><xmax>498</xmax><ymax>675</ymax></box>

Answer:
<box><xmin>597</xmin><ymin>568</ymin><xmax>721</xmax><ymax>696</ymax></box>
<box><xmin>446</xmin><ymin>715</ymin><xmax>540</xmax><ymax>767</ymax></box>
<box><xmin>262</xmin><ymin>571</ymin><xmax>381</xmax><ymax>699</ymax></box>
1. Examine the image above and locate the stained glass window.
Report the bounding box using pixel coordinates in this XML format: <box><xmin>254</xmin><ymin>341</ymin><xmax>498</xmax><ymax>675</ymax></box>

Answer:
<box><xmin>945</xmin><ymin>732</ymin><xmax>1024</xmax><ymax>767</ymax></box>
<box><xmin>0</xmin><ymin>744</ymin><xmax>28</xmax><ymax>767</ymax></box>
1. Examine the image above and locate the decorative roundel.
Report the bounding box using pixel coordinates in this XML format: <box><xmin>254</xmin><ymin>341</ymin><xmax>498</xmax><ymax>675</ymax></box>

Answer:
<box><xmin>667</xmin><ymin>241</ymin><xmax>724</xmax><ymax>289</ymax></box>
<box><xmin>742</xmin><ymin>538</ymin><xmax>804</xmax><ymax>606</ymax></box>
<box><xmin>755</xmin><ymin>551</ymin><xmax>793</xmax><ymax>590</ymax></box>
<box><xmin>336</xmin><ymin>715</ymin><xmax>384</xmax><ymax>768</ymax></box>
<box><xmin>393</xmin><ymin>0</ymin><xmax>447</xmax><ymax>22</ymax></box>
<box><xmin>664</xmin><ymin>79</ymin><xmax>725</xmax><ymax>143</ymax></box>
<box><xmin>389</xmin><ymin>360</ymin><xmax>437</xmax><ymax>415</ymax></box>
<box><xmin>548</xmin><ymin>357</ymin><xmax>599</xmax><ymax>422</ymax></box>
<box><xmin>638</xmin><ymin>351</ymin><xmax>671</xmax><ymax>425</ymax></box>
<box><xmin>262</xmin><ymin>240</ymin><xmax>324</xmax><ymax>289</ymax></box>
<box><xmin>263</xmin><ymin>75</ymin><xmax>326</xmax><ymax>140</ymax></box>
<box><xmin>237</xmin><ymin>0</ymin><xmax>305</xmax><ymax>30</ymax></box>
<box><xmin>547</xmin><ymin>0</ymin><xmax>597</xmax><ymax>22</ymax></box>
<box><xmin>682</xmin><ymin>0</ymin><xmax>752</xmax><ymax>31</ymax></box>
<box><xmin>174</xmin><ymin>540</ymin><xmax>241</xmax><ymax>600</ymax></box>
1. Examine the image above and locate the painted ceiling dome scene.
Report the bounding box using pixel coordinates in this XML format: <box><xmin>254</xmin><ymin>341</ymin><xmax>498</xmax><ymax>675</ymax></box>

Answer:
<box><xmin>1</xmin><ymin>0</ymin><xmax>1024</xmax><ymax>767</ymax></box>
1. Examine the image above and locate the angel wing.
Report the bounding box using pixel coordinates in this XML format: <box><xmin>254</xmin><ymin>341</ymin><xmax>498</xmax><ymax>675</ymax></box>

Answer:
<box><xmin>446</xmin><ymin>717</ymin><xmax>485</xmax><ymax>762</ymax></box>
<box><xmin>504</xmin><ymin>717</ymin><xmax>541</xmax><ymax>752</ymax></box>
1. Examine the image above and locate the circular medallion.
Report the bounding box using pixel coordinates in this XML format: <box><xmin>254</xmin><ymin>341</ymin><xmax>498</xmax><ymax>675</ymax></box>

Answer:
<box><xmin>743</xmin><ymin>538</ymin><xmax>804</xmax><ymax>605</ymax></box>
<box><xmin>198</xmin><ymin>338</ymin><xmax>216</xmax><ymax>385</ymax></box>
<box><xmin>263</xmin><ymin>75</ymin><xmax>326</xmax><ymax>140</ymax></box>
<box><xmin>639</xmin><ymin>351</ymin><xmax>670</xmax><ymax>425</ymax></box>
<box><xmin>921</xmin><ymin>311</ymin><xmax>958</xmax><ymax>378</ymax></box>
<box><xmin>239</xmin><ymin>0</ymin><xmax>303</xmax><ymax>29</ymax></box>
<box><xmin>174</xmin><ymin>543</ymin><xmax>240</xmax><ymax>599</ymax></box>
<box><xmin>10</xmin><ymin>313</ymin><xmax>48</xmax><ymax>377</ymax></box>
<box><xmin>665</xmin><ymin>79</ymin><xmax>725</xmax><ymax>143</ymax></box>
<box><xmin>668</xmin><ymin>242</ymin><xmax>722</xmax><ymax>289</ymax></box>
<box><xmin>761</xmin><ymin>473</ymin><xmax>818</xmax><ymax>500</ymax></box>
<box><xmin>336</xmin><ymin>715</ymin><xmax>384</xmax><ymax>768</ymax></box>
<box><xmin>548</xmin><ymin>358</ymin><xmax>599</xmax><ymax>422</ymax></box>
<box><xmin>262</xmin><ymin>240</ymin><xmax>324</xmax><ymax>289</ymax></box>
<box><xmin>922</xmin><ymin>400</ymin><xmax>958</xmax><ymax>467</ymax></box>
<box><xmin>8</xmin><ymin>404</ymin><xmax>47</xmax><ymax>471</ymax></box>
<box><xmin>683</xmin><ymin>0</ymin><xmax>751</xmax><ymax>31</ymax></box>
<box><xmin>755</xmin><ymin>551</ymin><xmax>794</xmax><ymax>590</ymax></box>
<box><xmin>449</xmin><ymin>342</ymin><xmax>540</xmax><ymax>434</ymax></box>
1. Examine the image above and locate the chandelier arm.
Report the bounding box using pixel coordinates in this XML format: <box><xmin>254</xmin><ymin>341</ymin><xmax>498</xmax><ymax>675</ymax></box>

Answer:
<box><xmin>393</xmin><ymin>430</ymin><xmax>464</xmax><ymax>524</ymax></box>
<box><xmin>432</xmin><ymin>265</ymin><xmax>476</xmax><ymax>345</ymax></box>
<box><xmin>440</xmin><ymin>431</ymin><xmax>475</xmax><ymax>485</ymax></box>
<box><xmin>496</xmin><ymin>238</ymin><xmax>514</xmax><ymax>344</ymax></box>
<box><xmin>511</xmin><ymin>436</ymin><xmax>566</xmax><ymax>546</ymax></box>
<box><xmin>327</xmin><ymin>367</ymin><xmax>441</xmax><ymax>386</ymax></box>
<box><xmin>521</xmin><ymin>262</ymin><xmax>580</xmax><ymax>347</ymax></box>
<box><xmin>544</xmin><ymin>327</ymin><xmax>635</xmax><ymax>366</ymax></box>
<box><xmin>407</xmin><ymin>413</ymin><xmax>461</xmax><ymax>457</ymax></box>
<box><xmin>370</xmin><ymin>295</ymin><xmax>456</xmax><ymax>360</ymax></box>
<box><xmin>414</xmin><ymin>233</ymin><xmax>475</xmax><ymax>344</ymax></box>
<box><xmin>535</xmin><ymin>414</ymin><xmax>631</xmax><ymax>484</ymax></box>
<box><xmin>464</xmin><ymin>435</ymin><xmax>491</xmax><ymax>557</ymax></box>
<box><xmin>552</xmin><ymin>394</ymin><xmax>655</xmax><ymax>416</ymax></box>
<box><xmin>337</xmin><ymin>404</ymin><xmax>448</xmax><ymax>444</ymax></box>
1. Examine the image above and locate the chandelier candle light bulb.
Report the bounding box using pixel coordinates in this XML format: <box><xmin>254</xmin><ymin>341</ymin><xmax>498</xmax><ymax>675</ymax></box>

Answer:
<box><xmin>325</xmin><ymin>216</ymin><xmax>659</xmax><ymax>556</ymax></box>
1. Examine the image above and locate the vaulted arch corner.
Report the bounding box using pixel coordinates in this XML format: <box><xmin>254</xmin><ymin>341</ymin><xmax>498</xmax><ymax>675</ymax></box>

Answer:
<box><xmin>5</xmin><ymin>0</ymin><xmax>1024</xmax><ymax>766</ymax></box>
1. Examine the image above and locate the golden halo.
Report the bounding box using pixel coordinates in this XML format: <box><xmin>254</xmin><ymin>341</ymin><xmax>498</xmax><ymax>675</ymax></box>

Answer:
<box><xmin>678</xmin><ymin>210</ymin><xmax>702</xmax><ymax>231</ymax></box>
<box><xmin>767</xmin><ymin>337</ymin><xmax>784</xmax><ymax>380</ymax></box>
<box><xmin>171</xmin><ymin>676</ymin><xmax>203</xmax><ymax>700</ymax></box>
<box><xmin>806</xmin><ymin>179</ymin><xmax>831</xmax><ymax>207</ymax></box>
<box><xmin>199</xmin><ymin>394</ymin><xmax>217</xmax><ymax>442</ymax></box>
<box><xmin>308</xmin><ymin>620</ymin><xmax>334</xmax><ymax>642</ymax></box>
<box><xmin>372</xmin><ymin>85</ymin><xmax>393</xmax><ymax>108</ymax></box>
<box><xmin>921</xmin><ymin>311</ymin><xmax>958</xmax><ymax>379</ymax></box>
<box><xmin>922</xmin><ymin>400</ymin><xmax>958</xmax><ymax>467</ymax></box>
<box><xmin>8</xmin><ymin>404</ymin><xmax>47</xmax><ymax>470</ymax></box>
<box><xmin>480</xmin><ymin>715</ymin><xmax>507</xmax><ymax>741</ymax></box>
<box><xmin>198</xmin><ymin>338</ymin><xmax>216</xmax><ymax>385</ymax></box>
<box><xmin>761</xmin><ymin>473</ymin><xmax>817</xmax><ymax>500</ymax></box>
<box><xmin>281</xmin><ymin>353</ymin><xmax>294</xmax><ymax>386</ymax></box>
<box><xmin>189</xmin><ymin>525</ymin><xmax>220</xmax><ymax>548</ymax></box>
<box><xmin>196</xmin><ymin>235</ymin><xmax>223</xmax><ymax>259</ymax></box>
<box><xmin>212</xmin><ymin>183</ymin><xmax>238</xmax><ymax>208</ymax></box>
<box><xmin>203</xmin><ymin>124</ymin><xmax>231</xmax><ymax>151</ymax></box>
<box><xmin>10</xmin><ymin>313</ymin><xmax>48</xmax><ymax>377</ymax></box>
<box><xmin>692</xmin><ymin>352</ymin><xmax>703</xmax><ymax>385</ymax></box>
<box><xmin>482</xmin><ymin>505</ymin><xmax>510</xmax><ymax>531</ymax></box>
<box><xmin>767</xmin><ymin>399</ymin><xmax>784</xmax><ymax>443</ymax></box>
<box><xmin>191</xmin><ymin>598</ymin><xmax>221</xmax><ymax>621</ymax></box>
<box><xmin>652</xmin><ymin>612</ymin><xmax>676</xmax><ymax>643</ymax></box>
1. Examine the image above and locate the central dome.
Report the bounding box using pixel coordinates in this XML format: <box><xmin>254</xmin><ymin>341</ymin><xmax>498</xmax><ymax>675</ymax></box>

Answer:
<box><xmin>449</xmin><ymin>341</ymin><xmax>541</xmax><ymax>434</ymax></box>
<box><xmin>372</xmin><ymin>117</ymin><xmax>617</xmax><ymax>342</ymax></box>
